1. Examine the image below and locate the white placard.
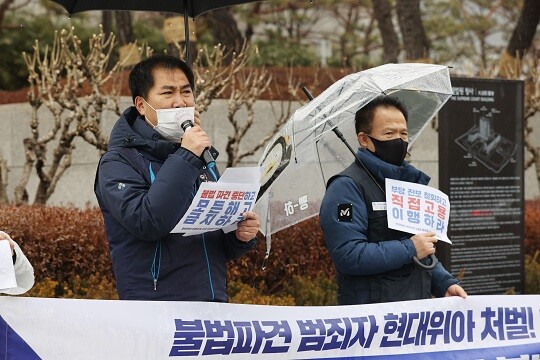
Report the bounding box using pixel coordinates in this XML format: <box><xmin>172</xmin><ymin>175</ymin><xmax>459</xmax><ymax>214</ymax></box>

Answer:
<box><xmin>0</xmin><ymin>240</ymin><xmax>17</xmax><ymax>290</ymax></box>
<box><xmin>172</xmin><ymin>167</ymin><xmax>261</xmax><ymax>235</ymax></box>
<box><xmin>385</xmin><ymin>179</ymin><xmax>451</xmax><ymax>244</ymax></box>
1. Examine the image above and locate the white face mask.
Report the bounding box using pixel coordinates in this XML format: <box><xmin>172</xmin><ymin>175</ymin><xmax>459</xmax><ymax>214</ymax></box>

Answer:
<box><xmin>142</xmin><ymin>99</ymin><xmax>195</xmax><ymax>142</ymax></box>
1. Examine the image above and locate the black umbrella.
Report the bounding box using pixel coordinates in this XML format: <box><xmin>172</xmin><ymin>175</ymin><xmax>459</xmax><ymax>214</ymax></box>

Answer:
<box><xmin>50</xmin><ymin>0</ymin><xmax>261</xmax><ymax>65</ymax></box>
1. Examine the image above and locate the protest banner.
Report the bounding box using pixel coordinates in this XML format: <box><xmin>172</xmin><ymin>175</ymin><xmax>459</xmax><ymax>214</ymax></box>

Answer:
<box><xmin>1</xmin><ymin>295</ymin><xmax>539</xmax><ymax>359</ymax></box>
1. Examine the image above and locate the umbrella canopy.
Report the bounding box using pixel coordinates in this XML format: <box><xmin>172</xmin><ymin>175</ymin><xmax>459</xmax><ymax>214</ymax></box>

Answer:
<box><xmin>50</xmin><ymin>0</ymin><xmax>258</xmax><ymax>17</ymax></box>
<box><xmin>49</xmin><ymin>0</ymin><xmax>260</xmax><ymax>65</ymax></box>
<box><xmin>255</xmin><ymin>63</ymin><xmax>453</xmax><ymax>238</ymax></box>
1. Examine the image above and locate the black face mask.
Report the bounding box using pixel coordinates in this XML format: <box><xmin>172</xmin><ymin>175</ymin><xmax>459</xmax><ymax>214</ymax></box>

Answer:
<box><xmin>367</xmin><ymin>136</ymin><xmax>409</xmax><ymax>166</ymax></box>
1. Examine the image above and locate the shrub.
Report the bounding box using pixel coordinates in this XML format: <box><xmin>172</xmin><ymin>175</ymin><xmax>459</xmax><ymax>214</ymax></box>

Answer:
<box><xmin>228</xmin><ymin>280</ymin><xmax>295</xmax><ymax>305</ymax></box>
<box><xmin>282</xmin><ymin>275</ymin><xmax>338</xmax><ymax>306</ymax></box>
<box><xmin>228</xmin><ymin>216</ymin><xmax>335</xmax><ymax>297</ymax></box>
<box><xmin>525</xmin><ymin>252</ymin><xmax>540</xmax><ymax>295</ymax></box>
<box><xmin>228</xmin><ymin>276</ymin><xmax>337</xmax><ymax>306</ymax></box>
<box><xmin>524</xmin><ymin>200</ymin><xmax>540</xmax><ymax>255</ymax></box>
<box><xmin>25</xmin><ymin>275</ymin><xmax>118</xmax><ymax>299</ymax></box>
<box><xmin>1</xmin><ymin>201</ymin><xmax>539</xmax><ymax>301</ymax></box>
<box><xmin>0</xmin><ymin>205</ymin><xmax>116</xmax><ymax>299</ymax></box>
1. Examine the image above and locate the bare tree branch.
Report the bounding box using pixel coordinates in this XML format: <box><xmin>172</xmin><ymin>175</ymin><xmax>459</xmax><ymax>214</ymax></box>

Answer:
<box><xmin>236</xmin><ymin>69</ymin><xmax>302</xmax><ymax>164</ymax></box>
<box><xmin>193</xmin><ymin>42</ymin><xmax>251</xmax><ymax>113</ymax></box>
<box><xmin>225</xmin><ymin>67</ymin><xmax>272</xmax><ymax>167</ymax></box>
<box><xmin>15</xmin><ymin>27</ymin><xmax>124</xmax><ymax>204</ymax></box>
<box><xmin>0</xmin><ymin>0</ymin><xmax>15</xmax><ymax>32</ymax></box>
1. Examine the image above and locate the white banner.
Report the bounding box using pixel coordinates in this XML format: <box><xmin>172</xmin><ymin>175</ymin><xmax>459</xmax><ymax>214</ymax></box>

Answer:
<box><xmin>1</xmin><ymin>295</ymin><xmax>539</xmax><ymax>359</ymax></box>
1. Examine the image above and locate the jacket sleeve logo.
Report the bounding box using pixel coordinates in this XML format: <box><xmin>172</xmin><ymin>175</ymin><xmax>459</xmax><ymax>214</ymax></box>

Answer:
<box><xmin>337</xmin><ymin>204</ymin><xmax>353</xmax><ymax>222</ymax></box>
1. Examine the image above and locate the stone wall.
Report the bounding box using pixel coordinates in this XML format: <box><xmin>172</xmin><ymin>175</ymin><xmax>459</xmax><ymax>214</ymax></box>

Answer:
<box><xmin>0</xmin><ymin>98</ymin><xmax>538</xmax><ymax>207</ymax></box>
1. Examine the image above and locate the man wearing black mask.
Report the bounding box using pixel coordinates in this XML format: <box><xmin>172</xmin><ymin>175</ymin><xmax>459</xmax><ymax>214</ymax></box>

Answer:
<box><xmin>320</xmin><ymin>95</ymin><xmax>467</xmax><ymax>305</ymax></box>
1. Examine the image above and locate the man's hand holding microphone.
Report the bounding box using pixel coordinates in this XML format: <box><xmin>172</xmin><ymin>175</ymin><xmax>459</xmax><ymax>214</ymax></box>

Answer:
<box><xmin>179</xmin><ymin>107</ymin><xmax>212</xmax><ymax>159</ymax></box>
<box><xmin>178</xmin><ymin>108</ymin><xmax>260</xmax><ymax>242</ymax></box>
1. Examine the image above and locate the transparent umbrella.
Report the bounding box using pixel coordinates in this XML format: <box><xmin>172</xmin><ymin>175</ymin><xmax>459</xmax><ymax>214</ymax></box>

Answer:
<box><xmin>255</xmin><ymin>63</ymin><xmax>453</xmax><ymax>264</ymax></box>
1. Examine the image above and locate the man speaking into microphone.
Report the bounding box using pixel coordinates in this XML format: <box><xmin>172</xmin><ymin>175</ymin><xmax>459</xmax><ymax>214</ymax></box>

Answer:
<box><xmin>94</xmin><ymin>54</ymin><xmax>260</xmax><ymax>301</ymax></box>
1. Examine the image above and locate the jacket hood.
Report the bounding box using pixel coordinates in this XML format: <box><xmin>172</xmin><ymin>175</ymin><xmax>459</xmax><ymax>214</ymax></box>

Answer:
<box><xmin>108</xmin><ymin>106</ymin><xmax>180</xmax><ymax>161</ymax></box>
<box><xmin>356</xmin><ymin>148</ymin><xmax>430</xmax><ymax>185</ymax></box>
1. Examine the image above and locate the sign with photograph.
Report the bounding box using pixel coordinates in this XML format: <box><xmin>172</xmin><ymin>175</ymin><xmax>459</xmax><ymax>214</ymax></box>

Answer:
<box><xmin>438</xmin><ymin>77</ymin><xmax>524</xmax><ymax>295</ymax></box>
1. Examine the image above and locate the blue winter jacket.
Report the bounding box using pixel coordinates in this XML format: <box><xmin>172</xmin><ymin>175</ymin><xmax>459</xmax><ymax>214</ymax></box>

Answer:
<box><xmin>94</xmin><ymin>107</ymin><xmax>256</xmax><ymax>301</ymax></box>
<box><xmin>320</xmin><ymin>148</ymin><xmax>459</xmax><ymax>304</ymax></box>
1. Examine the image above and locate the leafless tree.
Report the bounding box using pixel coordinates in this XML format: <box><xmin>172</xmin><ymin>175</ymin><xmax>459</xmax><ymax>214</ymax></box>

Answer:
<box><xmin>458</xmin><ymin>53</ymin><xmax>540</xmax><ymax>192</ymax></box>
<box><xmin>372</xmin><ymin>0</ymin><xmax>400</xmax><ymax>63</ymax></box>
<box><xmin>193</xmin><ymin>43</ymin><xmax>301</xmax><ymax>167</ymax></box>
<box><xmin>519</xmin><ymin>57</ymin><xmax>540</xmax><ymax>184</ymax></box>
<box><xmin>201</xmin><ymin>8</ymin><xmax>244</xmax><ymax>65</ymax></box>
<box><xmin>102</xmin><ymin>11</ymin><xmax>113</xmax><ymax>38</ymax></box>
<box><xmin>114</xmin><ymin>11</ymin><xmax>134</xmax><ymax>46</ymax></box>
<box><xmin>492</xmin><ymin>0</ymin><xmax>540</xmax><ymax>190</ymax></box>
<box><xmin>248</xmin><ymin>0</ymin><xmax>325</xmax><ymax>44</ymax></box>
<box><xmin>498</xmin><ymin>0</ymin><xmax>539</xmax><ymax>77</ymax></box>
<box><xmin>230</xmin><ymin>69</ymin><xmax>302</xmax><ymax>167</ymax></box>
<box><xmin>396</xmin><ymin>0</ymin><xmax>430</xmax><ymax>61</ymax></box>
<box><xmin>325</xmin><ymin>1</ymin><xmax>378</xmax><ymax>68</ymax></box>
<box><xmin>192</xmin><ymin>43</ymin><xmax>251</xmax><ymax>112</ymax></box>
<box><xmin>223</xmin><ymin>67</ymin><xmax>272</xmax><ymax>167</ymax></box>
<box><xmin>1</xmin><ymin>34</ymin><xmax>297</xmax><ymax>204</ymax></box>
<box><xmin>0</xmin><ymin>0</ymin><xmax>30</xmax><ymax>32</ymax></box>
<box><xmin>15</xmin><ymin>27</ymin><xmax>123</xmax><ymax>204</ymax></box>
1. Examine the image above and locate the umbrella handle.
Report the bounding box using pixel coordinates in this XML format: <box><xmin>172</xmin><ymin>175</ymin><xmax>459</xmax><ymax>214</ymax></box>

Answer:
<box><xmin>413</xmin><ymin>254</ymin><xmax>437</xmax><ymax>270</ymax></box>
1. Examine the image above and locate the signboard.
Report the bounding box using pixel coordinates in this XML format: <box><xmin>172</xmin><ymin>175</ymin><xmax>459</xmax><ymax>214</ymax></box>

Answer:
<box><xmin>385</xmin><ymin>179</ymin><xmax>451</xmax><ymax>243</ymax></box>
<box><xmin>438</xmin><ymin>77</ymin><xmax>524</xmax><ymax>294</ymax></box>
<box><xmin>1</xmin><ymin>295</ymin><xmax>539</xmax><ymax>359</ymax></box>
<box><xmin>172</xmin><ymin>167</ymin><xmax>260</xmax><ymax>235</ymax></box>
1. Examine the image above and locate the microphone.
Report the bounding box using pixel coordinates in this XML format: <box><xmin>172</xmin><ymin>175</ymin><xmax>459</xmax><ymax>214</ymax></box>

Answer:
<box><xmin>180</xmin><ymin>120</ymin><xmax>216</xmax><ymax>165</ymax></box>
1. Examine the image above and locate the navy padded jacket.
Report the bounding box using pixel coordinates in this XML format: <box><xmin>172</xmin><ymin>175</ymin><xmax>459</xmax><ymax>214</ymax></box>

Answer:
<box><xmin>320</xmin><ymin>148</ymin><xmax>459</xmax><ymax>304</ymax></box>
<box><xmin>94</xmin><ymin>107</ymin><xmax>256</xmax><ymax>301</ymax></box>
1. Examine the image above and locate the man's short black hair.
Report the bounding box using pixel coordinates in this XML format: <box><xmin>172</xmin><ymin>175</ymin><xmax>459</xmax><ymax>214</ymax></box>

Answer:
<box><xmin>354</xmin><ymin>95</ymin><xmax>409</xmax><ymax>135</ymax></box>
<box><xmin>128</xmin><ymin>54</ymin><xmax>195</xmax><ymax>103</ymax></box>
